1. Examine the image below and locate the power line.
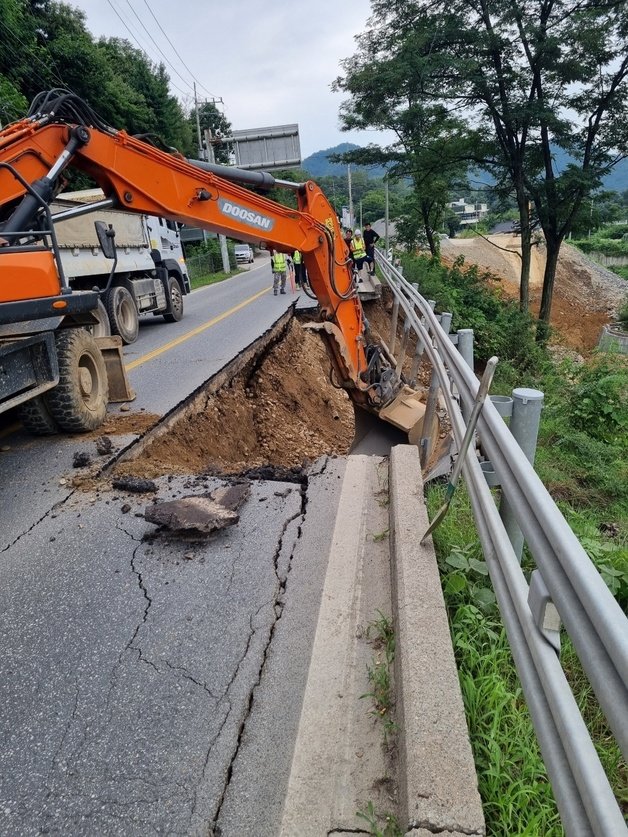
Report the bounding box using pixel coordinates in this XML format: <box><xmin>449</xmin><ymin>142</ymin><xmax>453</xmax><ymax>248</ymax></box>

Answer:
<box><xmin>105</xmin><ymin>0</ymin><xmax>190</xmax><ymax>98</ymax></box>
<box><xmin>124</xmin><ymin>0</ymin><xmax>199</xmax><ymax>97</ymax></box>
<box><xmin>142</xmin><ymin>0</ymin><xmax>218</xmax><ymax>100</ymax></box>
<box><xmin>0</xmin><ymin>17</ymin><xmax>71</xmax><ymax>93</ymax></box>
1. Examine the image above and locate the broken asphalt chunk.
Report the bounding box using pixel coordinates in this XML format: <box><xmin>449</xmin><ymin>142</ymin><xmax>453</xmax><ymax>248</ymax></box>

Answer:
<box><xmin>145</xmin><ymin>496</ymin><xmax>238</xmax><ymax>535</ymax></box>
<box><xmin>144</xmin><ymin>481</ymin><xmax>250</xmax><ymax>536</ymax></box>
<box><xmin>112</xmin><ymin>476</ymin><xmax>158</xmax><ymax>494</ymax></box>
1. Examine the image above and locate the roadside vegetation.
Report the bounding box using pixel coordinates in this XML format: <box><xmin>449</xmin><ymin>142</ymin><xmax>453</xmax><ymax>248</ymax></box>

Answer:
<box><xmin>404</xmin><ymin>252</ymin><xmax>628</xmax><ymax>834</ymax></box>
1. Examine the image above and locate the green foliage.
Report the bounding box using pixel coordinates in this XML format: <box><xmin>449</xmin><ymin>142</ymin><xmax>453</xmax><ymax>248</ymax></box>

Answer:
<box><xmin>399</xmin><ymin>254</ymin><xmax>548</xmax><ymax>375</ymax></box>
<box><xmin>618</xmin><ymin>298</ymin><xmax>628</xmax><ymax>327</ymax></box>
<box><xmin>356</xmin><ymin>801</ymin><xmax>402</xmax><ymax>837</ymax></box>
<box><xmin>568</xmin><ymin>355</ymin><xmax>628</xmax><ymax>445</ymax></box>
<box><xmin>362</xmin><ymin>611</ymin><xmax>397</xmax><ymax>741</ymax></box>
<box><xmin>572</xmin><ymin>237</ymin><xmax>628</xmax><ymax>256</ymax></box>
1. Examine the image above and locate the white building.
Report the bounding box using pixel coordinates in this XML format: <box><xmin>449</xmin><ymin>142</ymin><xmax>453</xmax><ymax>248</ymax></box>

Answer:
<box><xmin>448</xmin><ymin>197</ymin><xmax>489</xmax><ymax>226</ymax></box>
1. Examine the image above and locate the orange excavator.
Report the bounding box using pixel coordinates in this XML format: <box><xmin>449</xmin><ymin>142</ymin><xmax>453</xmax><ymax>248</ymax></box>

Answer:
<box><xmin>0</xmin><ymin>90</ymin><xmax>425</xmax><ymax>440</ymax></box>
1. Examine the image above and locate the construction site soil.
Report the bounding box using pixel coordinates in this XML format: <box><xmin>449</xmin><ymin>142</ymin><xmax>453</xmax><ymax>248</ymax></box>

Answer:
<box><xmin>441</xmin><ymin>236</ymin><xmax>627</xmax><ymax>353</ymax></box>
<box><xmin>102</xmin><ymin>242</ymin><xmax>623</xmax><ymax>479</ymax></box>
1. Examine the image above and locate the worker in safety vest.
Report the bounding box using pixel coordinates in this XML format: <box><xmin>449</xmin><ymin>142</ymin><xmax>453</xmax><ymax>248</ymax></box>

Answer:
<box><xmin>350</xmin><ymin>229</ymin><xmax>370</xmax><ymax>282</ymax></box>
<box><xmin>270</xmin><ymin>249</ymin><xmax>288</xmax><ymax>295</ymax></box>
<box><xmin>293</xmin><ymin>250</ymin><xmax>306</xmax><ymax>288</ymax></box>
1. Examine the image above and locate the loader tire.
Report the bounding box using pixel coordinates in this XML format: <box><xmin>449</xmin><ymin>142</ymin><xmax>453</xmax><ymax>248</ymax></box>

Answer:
<box><xmin>163</xmin><ymin>276</ymin><xmax>184</xmax><ymax>323</ymax></box>
<box><xmin>18</xmin><ymin>395</ymin><xmax>60</xmax><ymax>436</ymax></box>
<box><xmin>46</xmin><ymin>330</ymin><xmax>108</xmax><ymax>433</ymax></box>
<box><xmin>106</xmin><ymin>285</ymin><xmax>139</xmax><ymax>344</ymax></box>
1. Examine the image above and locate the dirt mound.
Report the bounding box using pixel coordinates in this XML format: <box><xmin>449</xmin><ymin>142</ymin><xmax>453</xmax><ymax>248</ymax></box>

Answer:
<box><xmin>114</xmin><ymin>319</ymin><xmax>354</xmax><ymax>478</ymax></box>
<box><xmin>441</xmin><ymin>235</ymin><xmax>627</xmax><ymax>353</ymax></box>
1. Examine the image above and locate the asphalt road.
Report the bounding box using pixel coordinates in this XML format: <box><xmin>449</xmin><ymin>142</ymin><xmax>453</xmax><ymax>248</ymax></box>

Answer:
<box><xmin>0</xmin><ymin>258</ymin><xmax>335</xmax><ymax>836</ymax></box>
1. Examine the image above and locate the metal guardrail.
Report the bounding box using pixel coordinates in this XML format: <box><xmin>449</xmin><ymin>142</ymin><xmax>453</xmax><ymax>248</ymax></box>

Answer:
<box><xmin>374</xmin><ymin>250</ymin><xmax>628</xmax><ymax>836</ymax></box>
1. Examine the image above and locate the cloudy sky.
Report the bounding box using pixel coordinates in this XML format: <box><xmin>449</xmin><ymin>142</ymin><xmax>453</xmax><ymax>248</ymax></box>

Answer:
<box><xmin>69</xmin><ymin>0</ymin><xmax>385</xmax><ymax>158</ymax></box>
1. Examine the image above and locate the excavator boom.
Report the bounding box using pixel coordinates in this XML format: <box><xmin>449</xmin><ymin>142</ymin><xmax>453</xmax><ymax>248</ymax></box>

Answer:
<box><xmin>0</xmin><ymin>91</ymin><xmax>425</xmax><ymax>433</ymax></box>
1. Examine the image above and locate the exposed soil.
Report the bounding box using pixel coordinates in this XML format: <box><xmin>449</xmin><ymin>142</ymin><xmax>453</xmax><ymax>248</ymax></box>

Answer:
<box><xmin>441</xmin><ymin>236</ymin><xmax>627</xmax><ymax>353</ymax></box>
<box><xmin>87</xmin><ymin>411</ymin><xmax>162</xmax><ymax>437</ymax></box>
<box><xmin>114</xmin><ymin>319</ymin><xmax>355</xmax><ymax>479</ymax></box>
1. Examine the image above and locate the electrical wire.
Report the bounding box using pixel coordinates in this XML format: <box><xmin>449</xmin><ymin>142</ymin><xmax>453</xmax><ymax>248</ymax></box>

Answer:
<box><xmin>124</xmin><ymin>0</ymin><xmax>200</xmax><ymax>97</ymax></box>
<box><xmin>0</xmin><ymin>18</ymin><xmax>70</xmax><ymax>92</ymax></box>
<box><xmin>104</xmin><ymin>0</ymin><xmax>190</xmax><ymax>98</ymax></box>
<box><xmin>142</xmin><ymin>0</ymin><xmax>218</xmax><ymax>100</ymax></box>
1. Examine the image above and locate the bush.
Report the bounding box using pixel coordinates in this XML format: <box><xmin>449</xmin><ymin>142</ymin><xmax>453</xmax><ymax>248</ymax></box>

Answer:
<box><xmin>400</xmin><ymin>254</ymin><xmax>548</xmax><ymax>378</ymax></box>
<box><xmin>569</xmin><ymin>354</ymin><xmax>628</xmax><ymax>445</ymax></box>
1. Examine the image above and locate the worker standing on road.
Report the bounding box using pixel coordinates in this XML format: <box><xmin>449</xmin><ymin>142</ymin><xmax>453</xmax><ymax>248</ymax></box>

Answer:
<box><xmin>293</xmin><ymin>250</ymin><xmax>306</xmax><ymax>288</ymax></box>
<box><xmin>270</xmin><ymin>249</ymin><xmax>288</xmax><ymax>295</ymax></box>
<box><xmin>363</xmin><ymin>223</ymin><xmax>380</xmax><ymax>276</ymax></box>
<box><xmin>350</xmin><ymin>229</ymin><xmax>369</xmax><ymax>282</ymax></box>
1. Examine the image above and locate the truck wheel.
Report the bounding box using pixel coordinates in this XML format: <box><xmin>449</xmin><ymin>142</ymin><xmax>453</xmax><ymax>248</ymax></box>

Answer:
<box><xmin>18</xmin><ymin>395</ymin><xmax>60</xmax><ymax>436</ymax></box>
<box><xmin>46</xmin><ymin>330</ymin><xmax>108</xmax><ymax>433</ymax></box>
<box><xmin>163</xmin><ymin>276</ymin><xmax>184</xmax><ymax>323</ymax></box>
<box><xmin>106</xmin><ymin>285</ymin><xmax>139</xmax><ymax>344</ymax></box>
<box><xmin>89</xmin><ymin>299</ymin><xmax>111</xmax><ymax>338</ymax></box>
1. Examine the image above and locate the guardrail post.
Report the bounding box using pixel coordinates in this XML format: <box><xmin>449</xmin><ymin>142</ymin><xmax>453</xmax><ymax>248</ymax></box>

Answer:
<box><xmin>457</xmin><ymin>328</ymin><xmax>474</xmax><ymax>370</ymax></box>
<box><xmin>457</xmin><ymin>329</ymin><xmax>474</xmax><ymax>421</ymax></box>
<box><xmin>420</xmin><ymin>370</ymin><xmax>440</xmax><ymax>469</ymax></box>
<box><xmin>409</xmin><ymin>299</ymin><xmax>436</xmax><ymax>386</ymax></box>
<box><xmin>390</xmin><ymin>296</ymin><xmax>400</xmax><ymax>355</ymax></box>
<box><xmin>396</xmin><ymin>318</ymin><xmax>411</xmax><ymax>377</ymax></box>
<box><xmin>500</xmin><ymin>387</ymin><xmax>544</xmax><ymax>561</ymax></box>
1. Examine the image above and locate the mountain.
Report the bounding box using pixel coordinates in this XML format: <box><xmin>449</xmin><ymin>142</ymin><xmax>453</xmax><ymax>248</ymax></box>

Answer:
<box><xmin>302</xmin><ymin>143</ymin><xmax>387</xmax><ymax>178</ymax></box>
<box><xmin>470</xmin><ymin>150</ymin><xmax>628</xmax><ymax>193</ymax></box>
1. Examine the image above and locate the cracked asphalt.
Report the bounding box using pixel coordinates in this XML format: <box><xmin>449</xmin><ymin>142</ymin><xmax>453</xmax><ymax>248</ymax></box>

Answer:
<box><xmin>0</xmin><ymin>459</ymin><xmax>345</xmax><ymax>835</ymax></box>
<box><xmin>0</xmin><ymin>265</ymin><xmax>338</xmax><ymax>836</ymax></box>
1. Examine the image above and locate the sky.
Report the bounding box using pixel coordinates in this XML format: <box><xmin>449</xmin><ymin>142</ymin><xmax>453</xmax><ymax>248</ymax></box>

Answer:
<box><xmin>69</xmin><ymin>0</ymin><xmax>387</xmax><ymax>158</ymax></box>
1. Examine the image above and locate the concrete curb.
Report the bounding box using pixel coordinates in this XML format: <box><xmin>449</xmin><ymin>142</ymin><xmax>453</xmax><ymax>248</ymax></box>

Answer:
<box><xmin>389</xmin><ymin>445</ymin><xmax>485</xmax><ymax>836</ymax></box>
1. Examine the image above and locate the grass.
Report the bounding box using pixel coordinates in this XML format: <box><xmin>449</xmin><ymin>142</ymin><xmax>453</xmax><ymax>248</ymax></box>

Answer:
<box><xmin>362</xmin><ymin>611</ymin><xmax>397</xmax><ymax>741</ymax></box>
<box><xmin>410</xmin><ymin>252</ymin><xmax>628</xmax><ymax>834</ymax></box>
<box><xmin>189</xmin><ymin>267</ymin><xmax>244</xmax><ymax>290</ymax></box>
<box><xmin>356</xmin><ymin>800</ymin><xmax>403</xmax><ymax>837</ymax></box>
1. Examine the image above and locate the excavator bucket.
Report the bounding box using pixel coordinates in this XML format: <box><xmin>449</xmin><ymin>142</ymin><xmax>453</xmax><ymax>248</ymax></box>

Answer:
<box><xmin>351</xmin><ymin>386</ymin><xmax>439</xmax><ymax>456</ymax></box>
<box><xmin>94</xmin><ymin>336</ymin><xmax>136</xmax><ymax>403</ymax></box>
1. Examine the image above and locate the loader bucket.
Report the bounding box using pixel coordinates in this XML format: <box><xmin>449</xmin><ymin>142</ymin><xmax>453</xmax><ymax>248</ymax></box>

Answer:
<box><xmin>94</xmin><ymin>336</ymin><xmax>135</xmax><ymax>403</ymax></box>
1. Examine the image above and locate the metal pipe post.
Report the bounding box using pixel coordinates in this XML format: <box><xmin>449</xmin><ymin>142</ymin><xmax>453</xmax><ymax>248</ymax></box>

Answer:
<box><xmin>390</xmin><ymin>297</ymin><xmax>400</xmax><ymax>355</ymax></box>
<box><xmin>500</xmin><ymin>387</ymin><xmax>544</xmax><ymax>561</ymax></box>
<box><xmin>457</xmin><ymin>329</ymin><xmax>474</xmax><ymax>421</ymax></box>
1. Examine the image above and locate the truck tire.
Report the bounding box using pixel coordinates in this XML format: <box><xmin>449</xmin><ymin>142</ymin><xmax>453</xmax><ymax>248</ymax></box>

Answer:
<box><xmin>106</xmin><ymin>285</ymin><xmax>139</xmax><ymax>344</ymax></box>
<box><xmin>89</xmin><ymin>299</ymin><xmax>111</xmax><ymax>338</ymax></box>
<box><xmin>18</xmin><ymin>395</ymin><xmax>60</xmax><ymax>436</ymax></box>
<box><xmin>45</xmin><ymin>330</ymin><xmax>108</xmax><ymax>433</ymax></box>
<box><xmin>163</xmin><ymin>276</ymin><xmax>184</xmax><ymax>323</ymax></box>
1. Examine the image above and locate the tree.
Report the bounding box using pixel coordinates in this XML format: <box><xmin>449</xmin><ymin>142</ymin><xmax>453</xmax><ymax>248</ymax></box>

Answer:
<box><xmin>188</xmin><ymin>101</ymin><xmax>231</xmax><ymax>163</ymax></box>
<box><xmin>333</xmin><ymin>4</ymin><xmax>478</xmax><ymax>256</ymax></box>
<box><xmin>339</xmin><ymin>1</ymin><xmax>628</xmax><ymax>333</ymax></box>
<box><xmin>448</xmin><ymin>0</ymin><xmax>628</xmax><ymax>337</ymax></box>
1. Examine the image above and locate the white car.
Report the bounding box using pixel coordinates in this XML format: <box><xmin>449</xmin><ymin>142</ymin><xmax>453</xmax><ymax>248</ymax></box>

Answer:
<box><xmin>234</xmin><ymin>244</ymin><xmax>254</xmax><ymax>264</ymax></box>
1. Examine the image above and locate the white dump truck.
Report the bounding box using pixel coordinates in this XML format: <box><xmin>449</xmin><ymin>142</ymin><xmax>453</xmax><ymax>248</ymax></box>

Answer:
<box><xmin>52</xmin><ymin>189</ymin><xmax>191</xmax><ymax>344</ymax></box>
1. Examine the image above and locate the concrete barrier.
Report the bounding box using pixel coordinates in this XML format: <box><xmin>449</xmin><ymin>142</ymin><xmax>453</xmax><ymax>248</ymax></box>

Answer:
<box><xmin>389</xmin><ymin>445</ymin><xmax>485</xmax><ymax>835</ymax></box>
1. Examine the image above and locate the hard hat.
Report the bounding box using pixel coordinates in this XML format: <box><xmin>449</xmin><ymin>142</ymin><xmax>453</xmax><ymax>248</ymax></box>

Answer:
<box><xmin>355</xmin><ymin>229</ymin><xmax>362</xmax><ymax>235</ymax></box>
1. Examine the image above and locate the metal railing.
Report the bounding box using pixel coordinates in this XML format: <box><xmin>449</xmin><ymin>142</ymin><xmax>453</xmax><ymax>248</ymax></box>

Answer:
<box><xmin>374</xmin><ymin>250</ymin><xmax>628</xmax><ymax>836</ymax></box>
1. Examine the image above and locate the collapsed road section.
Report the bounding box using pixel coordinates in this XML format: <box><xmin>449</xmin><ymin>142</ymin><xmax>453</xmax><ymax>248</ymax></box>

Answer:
<box><xmin>0</xmin><ymin>307</ymin><xmax>358</xmax><ymax>835</ymax></box>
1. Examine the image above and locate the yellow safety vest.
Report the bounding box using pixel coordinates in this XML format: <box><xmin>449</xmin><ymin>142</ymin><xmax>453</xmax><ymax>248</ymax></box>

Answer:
<box><xmin>293</xmin><ymin>250</ymin><xmax>302</xmax><ymax>264</ymax></box>
<box><xmin>272</xmin><ymin>253</ymin><xmax>287</xmax><ymax>271</ymax></box>
<box><xmin>351</xmin><ymin>236</ymin><xmax>366</xmax><ymax>259</ymax></box>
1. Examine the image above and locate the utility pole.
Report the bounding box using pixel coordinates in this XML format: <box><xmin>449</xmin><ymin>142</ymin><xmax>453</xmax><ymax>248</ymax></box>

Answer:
<box><xmin>193</xmin><ymin>83</ymin><xmax>203</xmax><ymax>159</ymax></box>
<box><xmin>385</xmin><ymin>174</ymin><xmax>390</xmax><ymax>257</ymax></box>
<box><xmin>205</xmin><ymin>127</ymin><xmax>231</xmax><ymax>275</ymax></box>
<box><xmin>348</xmin><ymin>164</ymin><xmax>354</xmax><ymax>229</ymax></box>
<box><xmin>359</xmin><ymin>200</ymin><xmax>363</xmax><ymax>230</ymax></box>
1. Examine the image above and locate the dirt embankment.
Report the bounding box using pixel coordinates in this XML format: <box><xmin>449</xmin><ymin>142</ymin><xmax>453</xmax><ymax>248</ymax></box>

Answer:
<box><xmin>113</xmin><ymin>320</ymin><xmax>355</xmax><ymax>479</ymax></box>
<box><xmin>441</xmin><ymin>235</ymin><xmax>627</xmax><ymax>353</ymax></box>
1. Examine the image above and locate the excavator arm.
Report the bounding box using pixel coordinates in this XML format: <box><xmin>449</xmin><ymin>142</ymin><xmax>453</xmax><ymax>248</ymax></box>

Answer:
<box><xmin>0</xmin><ymin>91</ymin><xmax>423</xmax><ymax>430</ymax></box>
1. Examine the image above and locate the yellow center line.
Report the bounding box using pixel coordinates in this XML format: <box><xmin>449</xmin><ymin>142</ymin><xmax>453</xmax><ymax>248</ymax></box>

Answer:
<box><xmin>126</xmin><ymin>286</ymin><xmax>271</xmax><ymax>371</ymax></box>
